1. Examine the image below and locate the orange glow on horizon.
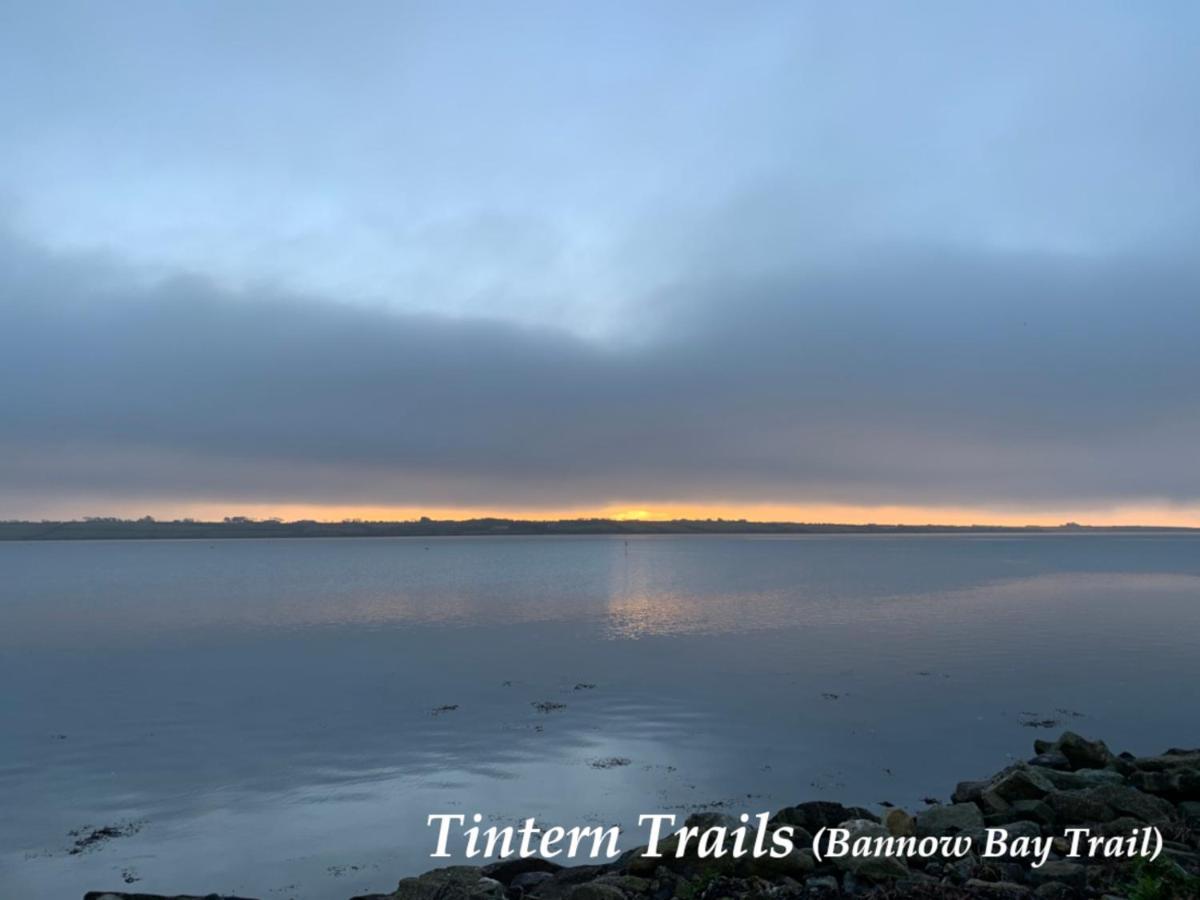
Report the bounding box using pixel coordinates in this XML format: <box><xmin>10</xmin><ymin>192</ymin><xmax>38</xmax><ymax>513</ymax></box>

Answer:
<box><xmin>51</xmin><ymin>499</ymin><xmax>1200</xmax><ymax>528</ymax></box>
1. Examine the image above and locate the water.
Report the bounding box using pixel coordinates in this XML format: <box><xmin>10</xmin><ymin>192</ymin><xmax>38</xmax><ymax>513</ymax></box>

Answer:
<box><xmin>2</xmin><ymin>534</ymin><xmax>1198</xmax><ymax>898</ymax></box>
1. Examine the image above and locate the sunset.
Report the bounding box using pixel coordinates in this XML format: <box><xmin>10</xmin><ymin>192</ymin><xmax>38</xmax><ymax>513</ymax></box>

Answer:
<box><xmin>3</xmin><ymin>3</ymin><xmax>1199</xmax><ymax>899</ymax></box>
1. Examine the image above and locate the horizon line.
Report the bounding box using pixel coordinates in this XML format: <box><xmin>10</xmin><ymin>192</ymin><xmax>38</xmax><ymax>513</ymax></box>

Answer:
<box><xmin>5</xmin><ymin>515</ymin><xmax>1199</xmax><ymax>532</ymax></box>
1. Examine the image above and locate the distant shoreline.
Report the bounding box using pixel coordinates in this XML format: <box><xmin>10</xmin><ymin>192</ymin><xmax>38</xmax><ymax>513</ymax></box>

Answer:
<box><xmin>3</xmin><ymin>518</ymin><xmax>1198</xmax><ymax>541</ymax></box>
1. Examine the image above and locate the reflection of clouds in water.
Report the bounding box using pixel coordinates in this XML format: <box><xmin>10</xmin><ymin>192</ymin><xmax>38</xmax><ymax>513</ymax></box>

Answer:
<box><xmin>6</xmin><ymin>536</ymin><xmax>1200</xmax><ymax>898</ymax></box>
<box><xmin>7</xmin><ymin>535</ymin><xmax>1200</xmax><ymax>647</ymax></box>
<box><xmin>605</xmin><ymin>569</ymin><xmax>1200</xmax><ymax>639</ymax></box>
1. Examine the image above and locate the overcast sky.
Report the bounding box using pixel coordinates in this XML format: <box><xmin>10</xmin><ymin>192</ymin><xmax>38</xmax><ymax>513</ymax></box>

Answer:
<box><xmin>2</xmin><ymin>2</ymin><xmax>1198</xmax><ymax>523</ymax></box>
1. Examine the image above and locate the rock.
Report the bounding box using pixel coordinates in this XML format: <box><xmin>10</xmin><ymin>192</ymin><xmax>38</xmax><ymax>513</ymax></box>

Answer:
<box><xmin>828</xmin><ymin>819</ymin><xmax>909</xmax><ymax>881</ymax></box>
<box><xmin>961</xmin><ymin>879</ymin><xmax>1031</xmax><ymax>898</ymax></box>
<box><xmin>1036</xmin><ymin>767</ymin><xmax>1126</xmax><ymax>791</ymax></box>
<box><xmin>916</xmin><ymin>802</ymin><xmax>985</xmax><ymax>836</ymax></box>
<box><xmin>1045</xmin><ymin>789</ymin><xmax>1115</xmax><ymax>824</ymax></box>
<box><xmin>1030</xmin><ymin>860</ymin><xmax>1086</xmax><ymax>889</ymax></box>
<box><xmin>953</xmin><ymin>779</ymin><xmax>989</xmax><ymax>804</ymax></box>
<box><xmin>1055</xmin><ymin>732</ymin><xmax>1115</xmax><ymax>770</ymax></box>
<box><xmin>591</xmin><ymin>875</ymin><xmax>649</xmax><ymax>894</ymax></box>
<box><xmin>1130</xmin><ymin>767</ymin><xmax>1200</xmax><ymax>801</ymax></box>
<box><xmin>1179</xmin><ymin>800</ymin><xmax>1200</xmax><ymax>827</ymax></box>
<box><xmin>1029</xmin><ymin>751</ymin><xmax>1071</xmax><ymax>771</ymax></box>
<box><xmin>470</xmin><ymin>877</ymin><xmax>506</xmax><ymax>899</ymax></box>
<box><xmin>990</xmin><ymin>767</ymin><xmax>1056</xmax><ymax>803</ymax></box>
<box><xmin>881</xmin><ymin>807</ymin><xmax>915</xmax><ymax>837</ymax></box>
<box><xmin>804</xmin><ymin>874</ymin><xmax>839</xmax><ymax>894</ymax></box>
<box><xmin>853</xmin><ymin>855</ymin><xmax>909</xmax><ymax>881</ymax></box>
<box><xmin>1033</xmin><ymin>883</ymin><xmax>1072</xmax><ymax>899</ymax></box>
<box><xmin>510</xmin><ymin>870</ymin><xmax>555</xmax><ymax>891</ymax></box>
<box><xmin>382</xmin><ymin>867</ymin><xmax>484</xmax><ymax>900</ymax></box>
<box><xmin>1000</xmin><ymin>820</ymin><xmax>1043</xmax><ymax>843</ymax></box>
<box><xmin>771</xmin><ymin>801</ymin><xmax>877</xmax><ymax>831</ymax></box>
<box><xmin>742</xmin><ymin>847</ymin><xmax>815</xmax><ymax>879</ymax></box>
<box><xmin>1101</xmin><ymin>816</ymin><xmax>1145</xmax><ymax>836</ymax></box>
<box><xmin>1009</xmin><ymin>799</ymin><xmax>1056</xmax><ymax>827</ymax></box>
<box><xmin>482</xmin><ymin>858</ymin><xmax>562</xmax><ymax>885</ymax></box>
<box><xmin>565</xmin><ymin>885</ymin><xmax>624</xmax><ymax>900</ymax></box>
<box><xmin>985</xmin><ymin>799</ymin><xmax>1055</xmax><ymax>828</ymax></box>
<box><xmin>1129</xmin><ymin>750</ymin><xmax>1200</xmax><ymax>772</ymax></box>
<box><xmin>980</xmin><ymin>789</ymin><xmax>1013</xmax><ymax>815</ymax></box>
<box><xmin>1086</xmin><ymin>783</ymin><xmax>1177</xmax><ymax>823</ymax></box>
<box><xmin>945</xmin><ymin>856</ymin><xmax>981</xmax><ymax>884</ymax></box>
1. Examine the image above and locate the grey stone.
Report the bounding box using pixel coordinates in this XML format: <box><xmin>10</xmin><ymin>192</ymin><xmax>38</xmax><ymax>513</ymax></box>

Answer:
<box><xmin>1033</xmin><ymin>883</ymin><xmax>1072</xmax><ymax>899</ymax></box>
<box><xmin>1031</xmin><ymin>860</ymin><xmax>1086</xmax><ymax>889</ymax></box>
<box><xmin>482</xmin><ymin>858</ymin><xmax>561</xmax><ymax>885</ymax></box>
<box><xmin>565</xmin><ymin>885</ymin><xmax>625</xmax><ymax>900</ymax></box>
<box><xmin>961</xmin><ymin>880</ymin><xmax>1031</xmax><ymax>898</ymax></box>
<box><xmin>916</xmin><ymin>802</ymin><xmax>985</xmax><ymax>836</ymax></box>
<box><xmin>511</xmin><ymin>871</ymin><xmax>556</xmax><ymax>891</ymax></box>
<box><xmin>386</xmin><ymin>866</ymin><xmax>485</xmax><ymax>900</ymax></box>
<box><xmin>742</xmin><ymin>847</ymin><xmax>815</xmax><ymax>878</ymax></box>
<box><xmin>1087</xmin><ymin>784</ymin><xmax>1177</xmax><ymax>823</ymax></box>
<box><xmin>953</xmin><ymin>779</ymin><xmax>989</xmax><ymax>804</ymax></box>
<box><xmin>771</xmin><ymin>801</ymin><xmax>877</xmax><ymax>831</ymax></box>
<box><xmin>1179</xmin><ymin>800</ymin><xmax>1200</xmax><ymax>826</ymax></box>
<box><xmin>1045</xmin><ymin>789</ymin><xmax>1115</xmax><ymax>824</ymax></box>
<box><xmin>1029</xmin><ymin>751</ymin><xmax>1071</xmax><ymax>771</ymax></box>
<box><xmin>999</xmin><ymin>820</ymin><xmax>1043</xmax><ymax>843</ymax></box>
<box><xmin>990</xmin><ymin>767</ymin><xmax>1056</xmax><ymax>803</ymax></box>
<box><xmin>1010</xmin><ymin>799</ymin><xmax>1056</xmax><ymax>826</ymax></box>
<box><xmin>882</xmin><ymin>807</ymin><xmax>914</xmax><ymax>837</ymax></box>
<box><xmin>1056</xmin><ymin>732</ymin><xmax>1114</xmax><ymax>770</ymax></box>
<box><xmin>470</xmin><ymin>877</ymin><xmax>506</xmax><ymax>900</ymax></box>
<box><xmin>804</xmin><ymin>875</ymin><xmax>839</xmax><ymax>894</ymax></box>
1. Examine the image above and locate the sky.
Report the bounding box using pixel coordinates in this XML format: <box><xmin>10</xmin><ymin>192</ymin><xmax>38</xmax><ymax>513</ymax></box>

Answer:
<box><xmin>1</xmin><ymin>1</ymin><xmax>1199</xmax><ymax>525</ymax></box>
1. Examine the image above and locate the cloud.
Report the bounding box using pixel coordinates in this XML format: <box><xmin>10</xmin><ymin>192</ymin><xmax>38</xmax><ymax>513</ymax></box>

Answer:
<box><xmin>2</xmin><ymin>229</ymin><xmax>1197</xmax><ymax>515</ymax></box>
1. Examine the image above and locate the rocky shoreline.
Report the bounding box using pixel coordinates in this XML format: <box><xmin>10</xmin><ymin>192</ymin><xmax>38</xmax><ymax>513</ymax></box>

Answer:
<box><xmin>85</xmin><ymin>732</ymin><xmax>1200</xmax><ymax>900</ymax></box>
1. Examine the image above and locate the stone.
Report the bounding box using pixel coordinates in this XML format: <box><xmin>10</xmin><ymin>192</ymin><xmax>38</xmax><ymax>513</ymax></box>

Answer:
<box><xmin>990</xmin><ymin>767</ymin><xmax>1056</xmax><ymax>803</ymax></box>
<box><xmin>829</xmin><ymin>819</ymin><xmax>909</xmax><ymax>881</ymax></box>
<box><xmin>1130</xmin><ymin>768</ymin><xmax>1200</xmax><ymax>801</ymax></box>
<box><xmin>592</xmin><ymin>875</ymin><xmax>649</xmax><ymax>894</ymax></box>
<box><xmin>1100</xmin><ymin>816</ymin><xmax>1145</xmax><ymax>838</ymax></box>
<box><xmin>1055</xmin><ymin>732</ymin><xmax>1114</xmax><ymax>770</ymax></box>
<box><xmin>511</xmin><ymin>870</ymin><xmax>556</xmax><ymax>891</ymax></box>
<box><xmin>999</xmin><ymin>820</ymin><xmax>1043</xmax><ymax>843</ymax></box>
<box><xmin>980</xmin><ymin>789</ymin><xmax>1013</xmax><ymax>815</ymax></box>
<box><xmin>961</xmin><ymin>879</ymin><xmax>1030</xmax><ymax>898</ymax></box>
<box><xmin>1087</xmin><ymin>784</ymin><xmax>1177</xmax><ymax>823</ymax></box>
<box><xmin>916</xmin><ymin>802</ymin><xmax>985</xmax><ymax>836</ymax></box>
<box><xmin>1033</xmin><ymin>883</ymin><xmax>1072</xmax><ymax>899</ymax></box>
<box><xmin>771</xmin><ymin>801</ymin><xmax>877</xmax><ymax>831</ymax></box>
<box><xmin>1031</xmin><ymin>860</ymin><xmax>1086</xmax><ymax>889</ymax></box>
<box><xmin>1009</xmin><ymin>799</ymin><xmax>1056</xmax><ymax>827</ymax></box>
<box><xmin>1029</xmin><ymin>751</ymin><xmax>1071</xmax><ymax>771</ymax></box>
<box><xmin>1045</xmin><ymin>789</ymin><xmax>1115</xmax><ymax>824</ymax></box>
<box><xmin>853</xmin><ymin>855</ymin><xmax>909</xmax><ymax>881</ymax></box>
<box><xmin>1129</xmin><ymin>750</ymin><xmax>1200</xmax><ymax>772</ymax></box>
<box><xmin>953</xmin><ymin>779</ymin><xmax>989</xmax><ymax>804</ymax></box>
<box><xmin>1179</xmin><ymin>800</ymin><xmax>1200</xmax><ymax>826</ymax></box>
<box><xmin>1034</xmin><ymin>766</ymin><xmax>1123</xmax><ymax>791</ymax></box>
<box><xmin>804</xmin><ymin>875</ymin><xmax>839</xmax><ymax>894</ymax></box>
<box><xmin>882</xmin><ymin>807</ymin><xmax>915</xmax><ymax>837</ymax></box>
<box><xmin>565</xmin><ymin>886</ymin><xmax>624</xmax><ymax>900</ymax></box>
<box><xmin>385</xmin><ymin>866</ymin><xmax>486</xmax><ymax>900</ymax></box>
<box><xmin>742</xmin><ymin>847</ymin><xmax>815</xmax><ymax>879</ymax></box>
<box><xmin>482</xmin><ymin>858</ymin><xmax>562</xmax><ymax>885</ymax></box>
<box><xmin>469</xmin><ymin>877</ymin><xmax>506</xmax><ymax>899</ymax></box>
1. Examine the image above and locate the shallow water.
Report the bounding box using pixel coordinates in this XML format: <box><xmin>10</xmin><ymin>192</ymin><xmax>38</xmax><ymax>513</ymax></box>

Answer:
<box><xmin>2</xmin><ymin>533</ymin><xmax>1198</xmax><ymax>898</ymax></box>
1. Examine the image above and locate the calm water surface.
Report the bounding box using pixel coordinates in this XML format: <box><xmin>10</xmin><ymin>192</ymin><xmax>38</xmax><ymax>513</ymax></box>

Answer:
<box><xmin>2</xmin><ymin>534</ymin><xmax>1198</xmax><ymax>898</ymax></box>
